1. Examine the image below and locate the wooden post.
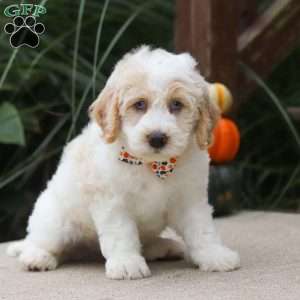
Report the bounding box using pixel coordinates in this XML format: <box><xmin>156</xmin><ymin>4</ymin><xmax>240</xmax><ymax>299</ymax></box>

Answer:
<box><xmin>175</xmin><ymin>0</ymin><xmax>300</xmax><ymax>117</ymax></box>
<box><xmin>239</xmin><ymin>0</ymin><xmax>258</xmax><ymax>32</ymax></box>
<box><xmin>175</xmin><ymin>0</ymin><xmax>239</xmax><ymax>99</ymax></box>
<box><xmin>175</xmin><ymin>0</ymin><xmax>192</xmax><ymax>53</ymax></box>
<box><xmin>239</xmin><ymin>0</ymin><xmax>300</xmax><ymax>88</ymax></box>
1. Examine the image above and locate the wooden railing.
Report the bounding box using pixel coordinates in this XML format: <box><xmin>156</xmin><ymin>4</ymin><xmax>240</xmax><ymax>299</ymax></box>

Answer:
<box><xmin>175</xmin><ymin>0</ymin><xmax>300</xmax><ymax>117</ymax></box>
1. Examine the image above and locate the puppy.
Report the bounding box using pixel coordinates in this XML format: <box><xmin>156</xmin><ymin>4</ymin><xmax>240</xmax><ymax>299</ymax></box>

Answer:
<box><xmin>7</xmin><ymin>46</ymin><xmax>240</xmax><ymax>279</ymax></box>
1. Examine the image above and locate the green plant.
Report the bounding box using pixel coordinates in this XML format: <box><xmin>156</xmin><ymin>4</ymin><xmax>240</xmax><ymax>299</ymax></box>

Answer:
<box><xmin>237</xmin><ymin>50</ymin><xmax>300</xmax><ymax>211</ymax></box>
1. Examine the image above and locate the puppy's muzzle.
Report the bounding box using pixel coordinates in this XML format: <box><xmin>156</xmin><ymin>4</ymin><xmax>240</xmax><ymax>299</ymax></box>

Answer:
<box><xmin>147</xmin><ymin>131</ymin><xmax>168</xmax><ymax>149</ymax></box>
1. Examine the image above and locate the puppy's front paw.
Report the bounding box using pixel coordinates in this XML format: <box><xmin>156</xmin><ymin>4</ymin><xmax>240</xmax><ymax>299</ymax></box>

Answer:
<box><xmin>105</xmin><ymin>254</ymin><xmax>151</xmax><ymax>280</ymax></box>
<box><xmin>191</xmin><ymin>244</ymin><xmax>240</xmax><ymax>272</ymax></box>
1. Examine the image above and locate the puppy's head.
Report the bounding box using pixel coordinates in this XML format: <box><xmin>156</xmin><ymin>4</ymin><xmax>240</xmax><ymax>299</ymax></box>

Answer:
<box><xmin>89</xmin><ymin>46</ymin><xmax>219</xmax><ymax>162</ymax></box>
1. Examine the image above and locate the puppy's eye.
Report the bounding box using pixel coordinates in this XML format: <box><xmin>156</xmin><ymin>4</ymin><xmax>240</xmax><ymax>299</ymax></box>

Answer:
<box><xmin>169</xmin><ymin>99</ymin><xmax>184</xmax><ymax>113</ymax></box>
<box><xmin>133</xmin><ymin>100</ymin><xmax>147</xmax><ymax>112</ymax></box>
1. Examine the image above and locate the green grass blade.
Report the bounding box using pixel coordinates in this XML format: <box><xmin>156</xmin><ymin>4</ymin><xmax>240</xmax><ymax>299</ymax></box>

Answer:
<box><xmin>0</xmin><ymin>49</ymin><xmax>19</xmax><ymax>89</ymax></box>
<box><xmin>270</xmin><ymin>163</ymin><xmax>300</xmax><ymax>209</ymax></box>
<box><xmin>240</xmin><ymin>62</ymin><xmax>300</xmax><ymax>152</ymax></box>
<box><xmin>0</xmin><ymin>114</ymin><xmax>69</xmax><ymax>189</ymax></box>
<box><xmin>93</xmin><ymin>0</ymin><xmax>110</xmax><ymax>98</ymax></box>
<box><xmin>0</xmin><ymin>148</ymin><xmax>61</xmax><ymax>189</ymax></box>
<box><xmin>71</xmin><ymin>0</ymin><xmax>86</xmax><ymax>124</ymax></box>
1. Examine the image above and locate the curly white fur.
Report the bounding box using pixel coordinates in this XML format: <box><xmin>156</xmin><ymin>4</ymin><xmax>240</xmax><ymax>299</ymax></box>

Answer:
<box><xmin>7</xmin><ymin>46</ymin><xmax>240</xmax><ymax>279</ymax></box>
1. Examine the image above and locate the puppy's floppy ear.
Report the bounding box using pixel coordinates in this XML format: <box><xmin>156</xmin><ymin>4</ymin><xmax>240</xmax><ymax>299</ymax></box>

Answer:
<box><xmin>196</xmin><ymin>85</ymin><xmax>220</xmax><ymax>150</ymax></box>
<box><xmin>89</xmin><ymin>86</ymin><xmax>120</xmax><ymax>143</ymax></box>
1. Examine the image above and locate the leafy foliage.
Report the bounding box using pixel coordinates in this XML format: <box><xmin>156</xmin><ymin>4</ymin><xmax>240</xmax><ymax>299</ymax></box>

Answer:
<box><xmin>0</xmin><ymin>102</ymin><xmax>25</xmax><ymax>145</ymax></box>
<box><xmin>237</xmin><ymin>49</ymin><xmax>300</xmax><ymax>211</ymax></box>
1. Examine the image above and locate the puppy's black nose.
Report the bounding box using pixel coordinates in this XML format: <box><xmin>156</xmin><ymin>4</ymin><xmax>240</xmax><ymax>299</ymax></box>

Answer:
<box><xmin>148</xmin><ymin>131</ymin><xmax>168</xmax><ymax>149</ymax></box>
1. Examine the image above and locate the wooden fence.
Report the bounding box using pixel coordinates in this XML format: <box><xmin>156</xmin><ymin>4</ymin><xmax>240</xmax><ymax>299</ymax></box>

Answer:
<box><xmin>175</xmin><ymin>0</ymin><xmax>300</xmax><ymax>117</ymax></box>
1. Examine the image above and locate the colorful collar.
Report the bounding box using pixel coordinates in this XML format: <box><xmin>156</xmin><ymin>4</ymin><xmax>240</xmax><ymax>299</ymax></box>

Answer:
<box><xmin>118</xmin><ymin>146</ymin><xmax>177</xmax><ymax>179</ymax></box>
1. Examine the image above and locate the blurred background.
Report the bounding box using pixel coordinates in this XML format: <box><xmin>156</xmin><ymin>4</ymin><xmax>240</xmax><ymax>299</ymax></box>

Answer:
<box><xmin>0</xmin><ymin>0</ymin><xmax>299</xmax><ymax>242</ymax></box>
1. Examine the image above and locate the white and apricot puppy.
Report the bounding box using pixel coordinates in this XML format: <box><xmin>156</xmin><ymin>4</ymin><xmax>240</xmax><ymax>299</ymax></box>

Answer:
<box><xmin>7</xmin><ymin>46</ymin><xmax>240</xmax><ymax>279</ymax></box>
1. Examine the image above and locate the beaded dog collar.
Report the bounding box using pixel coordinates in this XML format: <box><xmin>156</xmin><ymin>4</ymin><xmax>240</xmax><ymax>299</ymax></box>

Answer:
<box><xmin>118</xmin><ymin>146</ymin><xmax>177</xmax><ymax>179</ymax></box>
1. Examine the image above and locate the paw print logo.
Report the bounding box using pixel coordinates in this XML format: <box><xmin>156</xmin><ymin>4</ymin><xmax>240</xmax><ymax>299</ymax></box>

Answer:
<box><xmin>4</xmin><ymin>16</ymin><xmax>45</xmax><ymax>48</ymax></box>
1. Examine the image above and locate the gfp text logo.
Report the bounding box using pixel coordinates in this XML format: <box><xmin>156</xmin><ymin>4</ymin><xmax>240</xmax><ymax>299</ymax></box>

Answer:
<box><xmin>4</xmin><ymin>4</ymin><xmax>46</xmax><ymax>17</ymax></box>
<box><xmin>3</xmin><ymin>4</ymin><xmax>47</xmax><ymax>48</ymax></box>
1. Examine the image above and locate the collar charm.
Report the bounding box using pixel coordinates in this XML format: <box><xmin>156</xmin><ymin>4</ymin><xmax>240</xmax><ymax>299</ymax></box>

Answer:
<box><xmin>119</xmin><ymin>146</ymin><xmax>177</xmax><ymax>179</ymax></box>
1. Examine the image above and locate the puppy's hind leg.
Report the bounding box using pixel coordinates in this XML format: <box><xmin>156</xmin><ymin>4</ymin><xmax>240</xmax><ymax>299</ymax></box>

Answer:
<box><xmin>12</xmin><ymin>190</ymin><xmax>76</xmax><ymax>272</ymax></box>
<box><xmin>143</xmin><ymin>236</ymin><xmax>185</xmax><ymax>261</ymax></box>
<box><xmin>7</xmin><ymin>238</ymin><xmax>59</xmax><ymax>271</ymax></box>
<box><xmin>18</xmin><ymin>241</ymin><xmax>59</xmax><ymax>271</ymax></box>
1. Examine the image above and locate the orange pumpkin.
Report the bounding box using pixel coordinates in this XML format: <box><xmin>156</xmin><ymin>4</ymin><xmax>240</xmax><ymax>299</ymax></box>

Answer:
<box><xmin>208</xmin><ymin>118</ymin><xmax>240</xmax><ymax>163</ymax></box>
